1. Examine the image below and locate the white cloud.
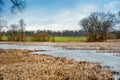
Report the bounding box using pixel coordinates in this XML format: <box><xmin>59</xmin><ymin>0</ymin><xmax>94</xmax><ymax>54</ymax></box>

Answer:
<box><xmin>3</xmin><ymin>4</ymin><xmax>97</xmax><ymax>31</ymax></box>
<box><xmin>104</xmin><ymin>1</ymin><xmax>120</xmax><ymax>12</ymax></box>
<box><xmin>25</xmin><ymin>4</ymin><xmax>97</xmax><ymax>31</ymax></box>
<box><xmin>26</xmin><ymin>22</ymin><xmax>80</xmax><ymax>31</ymax></box>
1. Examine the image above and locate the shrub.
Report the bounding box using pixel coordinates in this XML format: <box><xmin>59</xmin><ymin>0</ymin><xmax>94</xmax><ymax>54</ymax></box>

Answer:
<box><xmin>8</xmin><ymin>33</ymin><xmax>27</xmax><ymax>41</ymax></box>
<box><xmin>33</xmin><ymin>32</ymin><xmax>52</xmax><ymax>42</ymax></box>
<box><xmin>0</xmin><ymin>36</ymin><xmax>2</xmax><ymax>41</ymax></box>
<box><xmin>107</xmin><ymin>33</ymin><xmax>117</xmax><ymax>39</ymax></box>
<box><xmin>87</xmin><ymin>34</ymin><xmax>104</xmax><ymax>42</ymax></box>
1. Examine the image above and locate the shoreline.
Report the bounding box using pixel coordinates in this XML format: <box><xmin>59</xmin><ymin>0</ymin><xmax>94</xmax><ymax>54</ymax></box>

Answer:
<box><xmin>0</xmin><ymin>40</ymin><xmax>120</xmax><ymax>46</ymax></box>
<box><xmin>0</xmin><ymin>41</ymin><xmax>120</xmax><ymax>53</ymax></box>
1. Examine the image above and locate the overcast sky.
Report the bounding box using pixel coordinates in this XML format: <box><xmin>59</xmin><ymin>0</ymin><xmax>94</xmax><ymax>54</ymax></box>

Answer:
<box><xmin>1</xmin><ymin>0</ymin><xmax>120</xmax><ymax>31</ymax></box>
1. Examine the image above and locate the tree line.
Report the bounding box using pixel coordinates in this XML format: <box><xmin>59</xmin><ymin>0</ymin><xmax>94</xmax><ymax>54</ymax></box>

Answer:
<box><xmin>0</xmin><ymin>18</ymin><xmax>86</xmax><ymax>41</ymax></box>
<box><xmin>26</xmin><ymin>30</ymin><xmax>85</xmax><ymax>37</ymax></box>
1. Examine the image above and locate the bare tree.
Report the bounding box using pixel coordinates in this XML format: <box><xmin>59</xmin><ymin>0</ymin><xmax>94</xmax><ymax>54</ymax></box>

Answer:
<box><xmin>9</xmin><ymin>24</ymin><xmax>19</xmax><ymax>40</ymax></box>
<box><xmin>80</xmin><ymin>12</ymin><xmax>115</xmax><ymax>42</ymax></box>
<box><xmin>10</xmin><ymin>24</ymin><xmax>19</xmax><ymax>31</ymax></box>
<box><xmin>0</xmin><ymin>19</ymin><xmax>7</xmax><ymax>40</ymax></box>
<box><xmin>117</xmin><ymin>11</ymin><xmax>120</xmax><ymax>31</ymax></box>
<box><xmin>0</xmin><ymin>0</ymin><xmax>26</xmax><ymax>13</ymax></box>
<box><xmin>118</xmin><ymin>11</ymin><xmax>120</xmax><ymax>17</ymax></box>
<box><xmin>19</xmin><ymin>19</ymin><xmax>26</xmax><ymax>41</ymax></box>
<box><xmin>0</xmin><ymin>20</ymin><xmax>6</xmax><ymax>31</ymax></box>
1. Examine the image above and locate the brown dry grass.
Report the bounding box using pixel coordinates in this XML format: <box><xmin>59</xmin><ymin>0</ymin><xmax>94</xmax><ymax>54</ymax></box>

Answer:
<box><xmin>0</xmin><ymin>49</ymin><xmax>114</xmax><ymax>80</ymax></box>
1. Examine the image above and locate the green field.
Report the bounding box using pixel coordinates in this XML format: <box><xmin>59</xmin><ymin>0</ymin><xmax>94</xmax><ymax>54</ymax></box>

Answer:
<box><xmin>54</xmin><ymin>37</ymin><xmax>87</xmax><ymax>42</ymax></box>
<box><xmin>26</xmin><ymin>36</ymin><xmax>87</xmax><ymax>42</ymax></box>
<box><xmin>1</xmin><ymin>36</ymin><xmax>87</xmax><ymax>42</ymax></box>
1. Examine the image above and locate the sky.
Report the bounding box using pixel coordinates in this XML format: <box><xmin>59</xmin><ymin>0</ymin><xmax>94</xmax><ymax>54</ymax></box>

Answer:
<box><xmin>1</xmin><ymin>0</ymin><xmax>120</xmax><ymax>31</ymax></box>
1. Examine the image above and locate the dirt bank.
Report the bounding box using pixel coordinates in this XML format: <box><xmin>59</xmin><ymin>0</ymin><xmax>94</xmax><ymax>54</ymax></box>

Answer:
<box><xmin>0</xmin><ymin>49</ymin><xmax>114</xmax><ymax>80</ymax></box>
<box><xmin>0</xmin><ymin>40</ymin><xmax>120</xmax><ymax>47</ymax></box>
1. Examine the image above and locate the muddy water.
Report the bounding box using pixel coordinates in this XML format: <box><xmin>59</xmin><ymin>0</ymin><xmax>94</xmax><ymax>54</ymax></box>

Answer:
<box><xmin>0</xmin><ymin>44</ymin><xmax>120</xmax><ymax>79</ymax></box>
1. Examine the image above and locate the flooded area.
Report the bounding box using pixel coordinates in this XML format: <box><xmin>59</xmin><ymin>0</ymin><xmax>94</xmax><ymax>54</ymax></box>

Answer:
<box><xmin>0</xmin><ymin>44</ymin><xmax>120</xmax><ymax>79</ymax></box>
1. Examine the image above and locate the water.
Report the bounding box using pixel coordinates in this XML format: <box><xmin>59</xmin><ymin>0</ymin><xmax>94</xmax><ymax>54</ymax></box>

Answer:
<box><xmin>0</xmin><ymin>44</ymin><xmax>120</xmax><ymax>79</ymax></box>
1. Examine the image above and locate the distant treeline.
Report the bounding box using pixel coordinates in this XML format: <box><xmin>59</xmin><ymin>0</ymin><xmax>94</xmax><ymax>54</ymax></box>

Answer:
<box><xmin>2</xmin><ymin>29</ymin><xmax>120</xmax><ymax>39</ymax></box>
<box><xmin>3</xmin><ymin>30</ymin><xmax>86</xmax><ymax>37</ymax></box>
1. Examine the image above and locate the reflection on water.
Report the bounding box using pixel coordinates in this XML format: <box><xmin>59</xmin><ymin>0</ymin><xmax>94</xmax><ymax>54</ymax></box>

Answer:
<box><xmin>0</xmin><ymin>44</ymin><xmax>120</xmax><ymax>79</ymax></box>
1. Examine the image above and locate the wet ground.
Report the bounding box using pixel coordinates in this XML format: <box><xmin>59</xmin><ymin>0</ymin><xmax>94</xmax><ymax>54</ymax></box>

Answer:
<box><xmin>0</xmin><ymin>44</ymin><xmax>120</xmax><ymax>79</ymax></box>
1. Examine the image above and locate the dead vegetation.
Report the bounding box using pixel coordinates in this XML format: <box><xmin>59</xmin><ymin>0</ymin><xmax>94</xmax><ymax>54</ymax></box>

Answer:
<box><xmin>64</xmin><ymin>46</ymin><xmax>120</xmax><ymax>53</ymax></box>
<box><xmin>0</xmin><ymin>49</ymin><xmax>114</xmax><ymax>80</ymax></box>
